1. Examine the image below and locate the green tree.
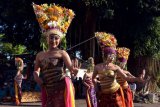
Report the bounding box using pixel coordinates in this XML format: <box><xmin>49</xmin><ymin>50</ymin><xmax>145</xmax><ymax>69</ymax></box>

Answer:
<box><xmin>12</xmin><ymin>44</ymin><xmax>27</xmax><ymax>55</ymax></box>
<box><xmin>134</xmin><ymin>17</ymin><xmax>160</xmax><ymax>58</ymax></box>
<box><xmin>1</xmin><ymin>43</ymin><xmax>27</xmax><ymax>55</ymax></box>
<box><xmin>0</xmin><ymin>34</ymin><xmax>27</xmax><ymax>55</ymax></box>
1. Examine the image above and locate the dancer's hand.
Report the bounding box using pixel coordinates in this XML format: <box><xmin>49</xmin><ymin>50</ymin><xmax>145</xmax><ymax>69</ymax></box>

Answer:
<box><xmin>136</xmin><ymin>77</ymin><xmax>145</xmax><ymax>83</ymax></box>
<box><xmin>72</xmin><ymin>58</ymin><xmax>81</xmax><ymax>76</ymax></box>
<box><xmin>87</xmin><ymin>86</ymin><xmax>90</xmax><ymax>90</ymax></box>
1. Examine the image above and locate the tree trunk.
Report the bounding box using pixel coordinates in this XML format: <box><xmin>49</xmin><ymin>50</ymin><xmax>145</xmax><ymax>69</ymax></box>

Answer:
<box><xmin>81</xmin><ymin>6</ymin><xmax>97</xmax><ymax>59</ymax></box>
<box><xmin>128</xmin><ymin>56</ymin><xmax>160</xmax><ymax>92</ymax></box>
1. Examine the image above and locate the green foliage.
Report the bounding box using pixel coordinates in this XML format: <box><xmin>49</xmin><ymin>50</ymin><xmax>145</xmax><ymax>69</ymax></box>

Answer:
<box><xmin>0</xmin><ymin>34</ymin><xmax>4</xmax><ymax>38</ymax></box>
<box><xmin>0</xmin><ymin>33</ymin><xmax>27</xmax><ymax>55</ymax></box>
<box><xmin>136</xmin><ymin>0</ymin><xmax>160</xmax><ymax>15</ymax></box>
<box><xmin>12</xmin><ymin>45</ymin><xmax>27</xmax><ymax>54</ymax></box>
<box><xmin>60</xmin><ymin>36</ymin><xmax>67</xmax><ymax>50</ymax></box>
<box><xmin>83</xmin><ymin>0</ymin><xmax>160</xmax><ymax>14</ymax></box>
<box><xmin>1</xmin><ymin>43</ymin><xmax>27</xmax><ymax>55</ymax></box>
<box><xmin>134</xmin><ymin>17</ymin><xmax>160</xmax><ymax>58</ymax></box>
<box><xmin>1</xmin><ymin>43</ymin><xmax>13</xmax><ymax>54</ymax></box>
<box><xmin>40</xmin><ymin>34</ymin><xmax>48</xmax><ymax>51</ymax></box>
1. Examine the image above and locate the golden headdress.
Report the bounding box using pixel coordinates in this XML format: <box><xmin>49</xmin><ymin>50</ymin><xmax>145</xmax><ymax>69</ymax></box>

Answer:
<box><xmin>117</xmin><ymin>47</ymin><xmax>130</xmax><ymax>62</ymax></box>
<box><xmin>95</xmin><ymin>32</ymin><xmax>117</xmax><ymax>48</ymax></box>
<box><xmin>32</xmin><ymin>3</ymin><xmax>75</xmax><ymax>38</ymax></box>
<box><xmin>95</xmin><ymin>32</ymin><xmax>117</xmax><ymax>54</ymax></box>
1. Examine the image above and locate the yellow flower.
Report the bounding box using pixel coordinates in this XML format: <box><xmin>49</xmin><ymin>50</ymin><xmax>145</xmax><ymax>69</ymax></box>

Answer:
<box><xmin>117</xmin><ymin>47</ymin><xmax>130</xmax><ymax>59</ymax></box>
<box><xmin>54</xmin><ymin>6</ymin><xmax>63</xmax><ymax>14</ymax></box>
<box><xmin>38</xmin><ymin>17</ymin><xmax>45</xmax><ymax>23</ymax></box>
<box><xmin>43</xmin><ymin>24</ymin><xmax>49</xmax><ymax>30</ymax></box>
<box><xmin>34</xmin><ymin>5</ymin><xmax>43</xmax><ymax>11</ymax></box>
<box><xmin>46</xmin><ymin>7</ymin><xmax>54</xmax><ymax>13</ymax></box>
<box><xmin>68</xmin><ymin>9</ymin><xmax>75</xmax><ymax>17</ymax></box>
<box><xmin>61</xmin><ymin>27</ymin><xmax>67</xmax><ymax>33</ymax></box>
<box><xmin>64</xmin><ymin>22</ymin><xmax>69</xmax><ymax>28</ymax></box>
<box><xmin>50</xmin><ymin>16</ymin><xmax>58</xmax><ymax>21</ymax></box>
<box><xmin>33</xmin><ymin>3</ymin><xmax>75</xmax><ymax>35</ymax></box>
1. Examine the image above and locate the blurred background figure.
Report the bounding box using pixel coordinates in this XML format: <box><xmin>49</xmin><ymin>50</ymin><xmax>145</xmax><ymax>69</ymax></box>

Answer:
<box><xmin>14</xmin><ymin>57</ymin><xmax>27</xmax><ymax>105</ymax></box>
<box><xmin>83</xmin><ymin>57</ymin><xmax>97</xmax><ymax>107</ymax></box>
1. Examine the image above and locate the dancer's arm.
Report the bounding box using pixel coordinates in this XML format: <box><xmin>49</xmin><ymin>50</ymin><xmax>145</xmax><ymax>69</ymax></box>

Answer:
<box><xmin>33</xmin><ymin>52</ymin><xmax>43</xmax><ymax>86</ymax></box>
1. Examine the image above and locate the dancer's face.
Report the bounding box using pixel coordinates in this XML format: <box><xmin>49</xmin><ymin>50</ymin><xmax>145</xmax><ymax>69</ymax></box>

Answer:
<box><xmin>47</xmin><ymin>33</ymin><xmax>61</xmax><ymax>49</ymax></box>
<box><xmin>103</xmin><ymin>53</ymin><xmax>116</xmax><ymax>63</ymax></box>
<box><xmin>118</xmin><ymin>61</ymin><xmax>127</xmax><ymax>69</ymax></box>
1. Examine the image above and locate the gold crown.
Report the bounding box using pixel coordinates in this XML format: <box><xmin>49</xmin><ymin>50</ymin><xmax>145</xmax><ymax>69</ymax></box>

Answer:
<box><xmin>33</xmin><ymin>3</ymin><xmax>75</xmax><ymax>38</ymax></box>
<box><xmin>95</xmin><ymin>32</ymin><xmax>117</xmax><ymax>48</ymax></box>
<box><xmin>117</xmin><ymin>47</ymin><xmax>130</xmax><ymax>60</ymax></box>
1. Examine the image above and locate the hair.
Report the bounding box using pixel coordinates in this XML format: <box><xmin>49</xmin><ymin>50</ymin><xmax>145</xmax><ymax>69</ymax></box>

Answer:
<box><xmin>15</xmin><ymin>57</ymin><xmax>24</xmax><ymax>71</ymax></box>
<box><xmin>87</xmin><ymin>57</ymin><xmax>95</xmax><ymax>73</ymax></box>
<box><xmin>88</xmin><ymin>57</ymin><xmax>94</xmax><ymax>65</ymax></box>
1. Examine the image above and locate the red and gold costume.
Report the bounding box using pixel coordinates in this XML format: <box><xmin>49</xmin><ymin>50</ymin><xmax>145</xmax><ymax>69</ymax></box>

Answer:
<box><xmin>95</xmin><ymin>32</ymin><xmax>125</xmax><ymax>107</ymax></box>
<box><xmin>98</xmin><ymin>69</ymin><xmax>126</xmax><ymax>107</ymax></box>
<box><xmin>117</xmin><ymin>47</ymin><xmax>133</xmax><ymax>107</ymax></box>
<box><xmin>33</xmin><ymin>3</ymin><xmax>75</xmax><ymax>107</ymax></box>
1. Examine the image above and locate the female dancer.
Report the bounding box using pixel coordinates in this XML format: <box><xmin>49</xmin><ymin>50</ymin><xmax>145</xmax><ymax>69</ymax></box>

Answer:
<box><xmin>32</xmin><ymin>3</ymin><xmax>77</xmax><ymax>107</ymax></box>
<box><xmin>14</xmin><ymin>57</ymin><xmax>27</xmax><ymax>105</ymax></box>
<box><xmin>116</xmin><ymin>47</ymin><xmax>134</xmax><ymax>107</ymax></box>
<box><xmin>92</xmin><ymin>32</ymin><xmax>143</xmax><ymax>107</ymax></box>
<box><xmin>83</xmin><ymin>57</ymin><xmax>97</xmax><ymax>107</ymax></box>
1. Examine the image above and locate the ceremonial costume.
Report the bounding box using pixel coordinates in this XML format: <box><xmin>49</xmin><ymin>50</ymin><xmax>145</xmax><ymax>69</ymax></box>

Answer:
<box><xmin>33</xmin><ymin>3</ymin><xmax>75</xmax><ymax>107</ymax></box>
<box><xmin>116</xmin><ymin>47</ymin><xmax>133</xmax><ymax>107</ymax></box>
<box><xmin>83</xmin><ymin>57</ymin><xmax>97</xmax><ymax>107</ymax></box>
<box><xmin>95</xmin><ymin>32</ymin><xmax>125</xmax><ymax>107</ymax></box>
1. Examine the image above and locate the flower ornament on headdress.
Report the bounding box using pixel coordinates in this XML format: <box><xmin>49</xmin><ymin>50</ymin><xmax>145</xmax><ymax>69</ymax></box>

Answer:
<box><xmin>117</xmin><ymin>47</ymin><xmax>130</xmax><ymax>62</ymax></box>
<box><xmin>95</xmin><ymin>32</ymin><xmax>117</xmax><ymax>54</ymax></box>
<box><xmin>32</xmin><ymin>3</ymin><xmax>75</xmax><ymax>38</ymax></box>
<box><xmin>95</xmin><ymin>32</ymin><xmax>117</xmax><ymax>48</ymax></box>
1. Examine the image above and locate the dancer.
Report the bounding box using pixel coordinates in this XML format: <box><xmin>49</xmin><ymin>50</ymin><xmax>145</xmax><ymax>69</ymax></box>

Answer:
<box><xmin>14</xmin><ymin>57</ymin><xmax>27</xmax><ymax>105</ymax></box>
<box><xmin>32</xmin><ymin>3</ymin><xmax>77</xmax><ymax>107</ymax></box>
<box><xmin>116</xmin><ymin>47</ymin><xmax>134</xmax><ymax>107</ymax></box>
<box><xmin>92</xmin><ymin>32</ymin><xmax>144</xmax><ymax>107</ymax></box>
<box><xmin>83</xmin><ymin>57</ymin><xmax>97</xmax><ymax>107</ymax></box>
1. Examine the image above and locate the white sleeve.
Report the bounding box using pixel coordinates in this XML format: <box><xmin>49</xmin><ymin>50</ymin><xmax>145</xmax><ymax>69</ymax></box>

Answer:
<box><xmin>22</xmin><ymin>75</ymin><xmax>24</xmax><ymax>79</ymax></box>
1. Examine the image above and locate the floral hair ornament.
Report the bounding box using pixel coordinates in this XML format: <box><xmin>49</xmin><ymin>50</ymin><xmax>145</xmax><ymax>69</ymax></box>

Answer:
<box><xmin>95</xmin><ymin>32</ymin><xmax>117</xmax><ymax>54</ymax></box>
<box><xmin>32</xmin><ymin>3</ymin><xmax>75</xmax><ymax>38</ymax></box>
<box><xmin>95</xmin><ymin>32</ymin><xmax>117</xmax><ymax>48</ymax></box>
<box><xmin>117</xmin><ymin>47</ymin><xmax>130</xmax><ymax>62</ymax></box>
